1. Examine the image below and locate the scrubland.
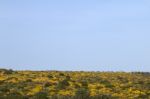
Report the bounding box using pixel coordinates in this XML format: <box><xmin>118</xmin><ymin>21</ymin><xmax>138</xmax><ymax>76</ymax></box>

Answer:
<box><xmin>0</xmin><ymin>69</ymin><xmax>150</xmax><ymax>99</ymax></box>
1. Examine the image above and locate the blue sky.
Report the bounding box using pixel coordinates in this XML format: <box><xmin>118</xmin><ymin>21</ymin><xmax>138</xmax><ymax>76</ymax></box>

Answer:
<box><xmin>0</xmin><ymin>0</ymin><xmax>150</xmax><ymax>71</ymax></box>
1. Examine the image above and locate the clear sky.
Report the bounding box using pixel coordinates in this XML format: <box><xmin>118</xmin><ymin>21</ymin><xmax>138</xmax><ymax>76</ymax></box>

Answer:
<box><xmin>0</xmin><ymin>0</ymin><xmax>150</xmax><ymax>71</ymax></box>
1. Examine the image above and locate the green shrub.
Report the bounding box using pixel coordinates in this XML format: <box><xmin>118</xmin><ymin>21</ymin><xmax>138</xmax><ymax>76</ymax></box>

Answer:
<box><xmin>32</xmin><ymin>91</ymin><xmax>48</xmax><ymax>99</ymax></box>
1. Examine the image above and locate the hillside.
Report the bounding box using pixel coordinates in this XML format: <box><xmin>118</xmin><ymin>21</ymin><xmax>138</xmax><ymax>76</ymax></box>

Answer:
<box><xmin>0</xmin><ymin>69</ymin><xmax>150</xmax><ymax>99</ymax></box>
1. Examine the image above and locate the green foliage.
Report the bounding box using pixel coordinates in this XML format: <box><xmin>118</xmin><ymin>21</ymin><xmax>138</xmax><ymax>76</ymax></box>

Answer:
<box><xmin>81</xmin><ymin>80</ymin><xmax>88</xmax><ymax>88</ymax></box>
<box><xmin>75</xmin><ymin>88</ymin><xmax>90</xmax><ymax>99</ymax></box>
<box><xmin>32</xmin><ymin>91</ymin><xmax>48</xmax><ymax>99</ymax></box>
<box><xmin>56</xmin><ymin>79</ymin><xmax>70</xmax><ymax>89</ymax></box>
<box><xmin>44</xmin><ymin>82</ymin><xmax>52</xmax><ymax>87</ymax></box>
<box><xmin>47</xmin><ymin>75</ymin><xmax>53</xmax><ymax>79</ymax></box>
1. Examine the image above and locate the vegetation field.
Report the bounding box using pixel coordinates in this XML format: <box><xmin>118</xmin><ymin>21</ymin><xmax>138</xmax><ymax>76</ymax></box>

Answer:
<box><xmin>0</xmin><ymin>69</ymin><xmax>150</xmax><ymax>99</ymax></box>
